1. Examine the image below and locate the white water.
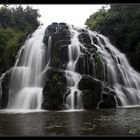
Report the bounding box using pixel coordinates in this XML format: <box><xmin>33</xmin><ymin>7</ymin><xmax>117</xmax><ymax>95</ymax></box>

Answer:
<box><xmin>87</xmin><ymin>30</ymin><xmax>140</xmax><ymax>106</ymax></box>
<box><xmin>65</xmin><ymin>25</ymin><xmax>83</xmax><ymax>109</ymax></box>
<box><xmin>7</xmin><ymin>26</ymin><xmax>47</xmax><ymax>110</ymax></box>
<box><xmin>65</xmin><ymin>25</ymin><xmax>140</xmax><ymax>108</ymax></box>
<box><xmin>0</xmin><ymin>23</ymin><xmax>140</xmax><ymax>110</ymax></box>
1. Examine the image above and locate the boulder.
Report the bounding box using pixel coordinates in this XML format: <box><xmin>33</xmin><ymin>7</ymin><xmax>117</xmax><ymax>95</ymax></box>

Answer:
<box><xmin>42</xmin><ymin>68</ymin><xmax>68</xmax><ymax>110</ymax></box>
<box><xmin>78</xmin><ymin>75</ymin><xmax>102</xmax><ymax>109</ymax></box>
<box><xmin>98</xmin><ymin>100</ymin><xmax>116</xmax><ymax>109</ymax></box>
<box><xmin>82</xmin><ymin>90</ymin><xmax>100</xmax><ymax>109</ymax></box>
<box><xmin>78</xmin><ymin>75</ymin><xmax>102</xmax><ymax>91</ymax></box>
<box><xmin>98</xmin><ymin>87</ymin><xmax>117</xmax><ymax>109</ymax></box>
<box><xmin>0</xmin><ymin>69</ymin><xmax>12</xmax><ymax>109</ymax></box>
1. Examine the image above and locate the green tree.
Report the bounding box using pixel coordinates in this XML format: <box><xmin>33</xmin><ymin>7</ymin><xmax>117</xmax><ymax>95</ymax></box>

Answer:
<box><xmin>0</xmin><ymin>5</ymin><xmax>41</xmax><ymax>75</ymax></box>
<box><xmin>85</xmin><ymin>4</ymin><xmax>140</xmax><ymax>72</ymax></box>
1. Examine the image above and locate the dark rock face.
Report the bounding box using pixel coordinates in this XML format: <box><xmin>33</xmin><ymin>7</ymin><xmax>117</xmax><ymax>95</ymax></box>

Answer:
<box><xmin>98</xmin><ymin>100</ymin><xmax>116</xmax><ymax>109</ymax></box>
<box><xmin>43</xmin><ymin>22</ymin><xmax>71</xmax><ymax>69</ymax></box>
<box><xmin>78</xmin><ymin>75</ymin><xmax>102</xmax><ymax>91</ymax></box>
<box><xmin>74</xmin><ymin>54</ymin><xmax>95</xmax><ymax>76</ymax></box>
<box><xmin>98</xmin><ymin>87</ymin><xmax>117</xmax><ymax>109</ymax></box>
<box><xmin>0</xmin><ymin>22</ymin><xmax>118</xmax><ymax>110</ymax></box>
<box><xmin>0</xmin><ymin>69</ymin><xmax>12</xmax><ymax>109</ymax></box>
<box><xmin>78</xmin><ymin>75</ymin><xmax>102</xmax><ymax>109</ymax></box>
<box><xmin>41</xmin><ymin>22</ymin><xmax>117</xmax><ymax>110</ymax></box>
<box><xmin>42</xmin><ymin>23</ymin><xmax>73</xmax><ymax>110</ymax></box>
<box><xmin>78</xmin><ymin>32</ymin><xmax>91</xmax><ymax>45</ymax></box>
<box><xmin>42</xmin><ymin>68</ymin><xmax>68</xmax><ymax>110</ymax></box>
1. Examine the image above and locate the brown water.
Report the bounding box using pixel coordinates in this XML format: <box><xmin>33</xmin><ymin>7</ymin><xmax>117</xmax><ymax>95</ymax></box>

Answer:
<box><xmin>0</xmin><ymin>109</ymin><xmax>140</xmax><ymax>136</ymax></box>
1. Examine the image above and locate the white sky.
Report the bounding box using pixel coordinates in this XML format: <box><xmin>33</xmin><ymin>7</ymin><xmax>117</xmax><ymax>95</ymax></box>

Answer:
<box><xmin>31</xmin><ymin>4</ymin><xmax>110</xmax><ymax>28</ymax></box>
<box><xmin>1</xmin><ymin>4</ymin><xmax>110</xmax><ymax>28</ymax></box>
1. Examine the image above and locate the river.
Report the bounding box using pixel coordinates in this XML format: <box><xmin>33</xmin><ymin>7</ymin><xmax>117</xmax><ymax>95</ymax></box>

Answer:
<box><xmin>0</xmin><ymin>109</ymin><xmax>140</xmax><ymax>136</ymax></box>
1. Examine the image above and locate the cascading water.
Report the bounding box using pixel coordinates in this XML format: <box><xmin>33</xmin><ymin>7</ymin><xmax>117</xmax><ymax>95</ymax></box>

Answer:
<box><xmin>7</xmin><ymin>26</ymin><xmax>47</xmax><ymax>110</ymax></box>
<box><xmin>65</xmin><ymin>24</ymin><xmax>140</xmax><ymax>108</ymax></box>
<box><xmin>0</xmin><ymin>22</ymin><xmax>140</xmax><ymax>111</ymax></box>
<box><xmin>65</xmin><ymin>25</ymin><xmax>83</xmax><ymax>109</ymax></box>
<box><xmin>86</xmin><ymin>30</ymin><xmax>140</xmax><ymax>107</ymax></box>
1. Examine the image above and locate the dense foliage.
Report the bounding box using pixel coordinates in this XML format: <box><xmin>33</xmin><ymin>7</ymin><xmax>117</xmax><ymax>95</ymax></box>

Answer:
<box><xmin>85</xmin><ymin>4</ymin><xmax>140</xmax><ymax>72</ymax></box>
<box><xmin>0</xmin><ymin>5</ymin><xmax>40</xmax><ymax>75</ymax></box>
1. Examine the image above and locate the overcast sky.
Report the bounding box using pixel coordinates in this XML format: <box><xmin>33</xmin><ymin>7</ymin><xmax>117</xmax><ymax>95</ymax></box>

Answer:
<box><xmin>31</xmin><ymin>4</ymin><xmax>110</xmax><ymax>28</ymax></box>
<box><xmin>1</xmin><ymin>4</ymin><xmax>110</xmax><ymax>28</ymax></box>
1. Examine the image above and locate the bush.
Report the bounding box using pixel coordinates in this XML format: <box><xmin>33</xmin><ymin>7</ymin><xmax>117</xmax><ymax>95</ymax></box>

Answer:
<box><xmin>0</xmin><ymin>5</ymin><xmax>40</xmax><ymax>75</ymax></box>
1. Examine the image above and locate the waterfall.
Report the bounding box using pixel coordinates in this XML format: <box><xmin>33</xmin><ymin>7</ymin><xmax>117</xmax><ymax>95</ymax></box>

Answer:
<box><xmin>65</xmin><ymin>25</ymin><xmax>83</xmax><ymax>109</ymax></box>
<box><xmin>86</xmin><ymin>30</ymin><xmax>140</xmax><ymax>106</ymax></box>
<box><xmin>6</xmin><ymin>26</ymin><xmax>47</xmax><ymax>110</ymax></box>
<box><xmin>64</xmin><ymin>24</ymin><xmax>140</xmax><ymax>108</ymax></box>
<box><xmin>0</xmin><ymin>22</ymin><xmax>140</xmax><ymax>110</ymax></box>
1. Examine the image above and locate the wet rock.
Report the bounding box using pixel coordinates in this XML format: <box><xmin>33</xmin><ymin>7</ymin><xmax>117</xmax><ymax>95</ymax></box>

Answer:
<box><xmin>98</xmin><ymin>87</ymin><xmax>117</xmax><ymax>109</ymax></box>
<box><xmin>92</xmin><ymin>36</ymin><xmax>98</xmax><ymax>45</ymax></box>
<box><xmin>98</xmin><ymin>100</ymin><xmax>116</xmax><ymax>109</ymax></box>
<box><xmin>75</xmin><ymin>54</ymin><xmax>95</xmax><ymax>77</ymax></box>
<box><xmin>49</xmin><ymin>43</ymin><xmax>69</xmax><ymax>69</ymax></box>
<box><xmin>42</xmin><ymin>22</ymin><xmax>119</xmax><ymax>110</ymax></box>
<box><xmin>63</xmin><ymin>89</ymin><xmax>71</xmax><ymax>104</ymax></box>
<box><xmin>0</xmin><ymin>69</ymin><xmax>12</xmax><ymax>109</ymax></box>
<box><xmin>43</xmin><ymin>23</ymin><xmax>71</xmax><ymax>69</ymax></box>
<box><xmin>102</xmin><ymin>92</ymin><xmax>109</xmax><ymax>100</ymax></box>
<box><xmin>42</xmin><ymin>68</ymin><xmax>68</xmax><ymax>110</ymax></box>
<box><xmin>74</xmin><ymin>54</ymin><xmax>87</xmax><ymax>74</ymax></box>
<box><xmin>94</xmin><ymin>54</ymin><xmax>104</xmax><ymax>80</ymax></box>
<box><xmin>82</xmin><ymin>89</ymin><xmax>101</xmax><ymax>109</ymax></box>
<box><xmin>78</xmin><ymin>75</ymin><xmax>102</xmax><ymax>109</ymax></box>
<box><xmin>78</xmin><ymin>75</ymin><xmax>102</xmax><ymax>91</ymax></box>
<box><xmin>78</xmin><ymin>32</ymin><xmax>91</xmax><ymax>44</ymax></box>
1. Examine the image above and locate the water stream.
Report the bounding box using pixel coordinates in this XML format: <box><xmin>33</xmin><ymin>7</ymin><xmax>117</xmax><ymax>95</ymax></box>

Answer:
<box><xmin>0</xmin><ymin>23</ymin><xmax>140</xmax><ymax>110</ymax></box>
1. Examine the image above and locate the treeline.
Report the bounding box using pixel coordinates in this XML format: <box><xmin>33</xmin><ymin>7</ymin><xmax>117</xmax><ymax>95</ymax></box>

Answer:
<box><xmin>0</xmin><ymin>5</ymin><xmax>40</xmax><ymax>75</ymax></box>
<box><xmin>85</xmin><ymin>4</ymin><xmax>140</xmax><ymax>72</ymax></box>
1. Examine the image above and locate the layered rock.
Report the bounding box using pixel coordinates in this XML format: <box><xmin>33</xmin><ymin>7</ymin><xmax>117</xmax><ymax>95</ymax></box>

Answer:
<box><xmin>0</xmin><ymin>22</ymin><xmax>119</xmax><ymax>110</ymax></box>
<box><xmin>42</xmin><ymin>22</ymin><xmax>117</xmax><ymax>110</ymax></box>
<box><xmin>43</xmin><ymin>22</ymin><xmax>71</xmax><ymax>69</ymax></box>
<box><xmin>41</xmin><ymin>68</ymin><xmax>68</xmax><ymax>110</ymax></box>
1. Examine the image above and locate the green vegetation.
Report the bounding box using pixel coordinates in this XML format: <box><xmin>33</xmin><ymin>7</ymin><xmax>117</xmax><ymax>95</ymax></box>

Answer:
<box><xmin>0</xmin><ymin>5</ymin><xmax>40</xmax><ymax>75</ymax></box>
<box><xmin>85</xmin><ymin>4</ymin><xmax>140</xmax><ymax>72</ymax></box>
<box><xmin>94</xmin><ymin>54</ymin><xmax>104</xmax><ymax>80</ymax></box>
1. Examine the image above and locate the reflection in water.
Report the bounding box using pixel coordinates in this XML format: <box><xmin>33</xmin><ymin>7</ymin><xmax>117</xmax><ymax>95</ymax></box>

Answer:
<box><xmin>0</xmin><ymin>109</ymin><xmax>140</xmax><ymax>136</ymax></box>
<box><xmin>65</xmin><ymin>112</ymin><xmax>82</xmax><ymax>135</ymax></box>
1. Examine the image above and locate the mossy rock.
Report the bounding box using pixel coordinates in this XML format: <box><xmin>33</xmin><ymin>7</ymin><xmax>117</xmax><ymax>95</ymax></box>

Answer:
<box><xmin>43</xmin><ymin>23</ymin><xmax>71</xmax><ymax>69</ymax></box>
<box><xmin>94</xmin><ymin>54</ymin><xmax>104</xmax><ymax>80</ymax></box>
<box><xmin>42</xmin><ymin>68</ymin><xmax>68</xmax><ymax>110</ymax></box>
